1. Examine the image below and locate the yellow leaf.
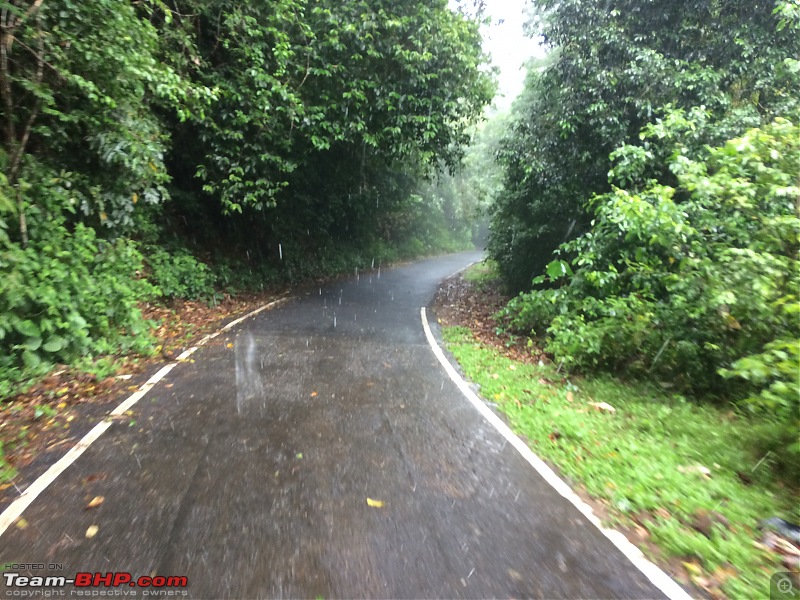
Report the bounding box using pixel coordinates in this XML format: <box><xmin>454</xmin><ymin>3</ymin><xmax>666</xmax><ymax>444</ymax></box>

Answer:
<box><xmin>682</xmin><ymin>561</ymin><xmax>702</xmax><ymax>577</ymax></box>
<box><xmin>366</xmin><ymin>498</ymin><xmax>385</xmax><ymax>508</ymax></box>
<box><xmin>132</xmin><ymin>193</ymin><xmax>138</xmax><ymax>204</ymax></box>
<box><xmin>86</xmin><ymin>496</ymin><xmax>105</xmax><ymax>509</ymax></box>
<box><xmin>310</xmin><ymin>391</ymin><xmax>318</xmax><ymax>397</ymax></box>
<box><xmin>85</xmin><ymin>525</ymin><xmax>99</xmax><ymax>539</ymax></box>
<box><xmin>57</xmin><ymin>402</ymin><xmax>67</xmax><ymax>409</ymax></box>
<box><xmin>99</xmin><ymin>212</ymin><xmax>107</xmax><ymax>221</ymax></box>
<box><xmin>226</xmin><ymin>343</ymin><xmax>233</xmax><ymax>349</ymax></box>
<box><xmin>16</xmin><ymin>518</ymin><xmax>28</xmax><ymax>529</ymax></box>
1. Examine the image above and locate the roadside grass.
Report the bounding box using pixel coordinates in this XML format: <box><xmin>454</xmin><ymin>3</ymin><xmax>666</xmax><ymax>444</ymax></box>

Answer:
<box><xmin>461</xmin><ymin>259</ymin><xmax>500</xmax><ymax>285</ymax></box>
<box><xmin>443</xmin><ymin>324</ymin><xmax>796</xmax><ymax>598</ymax></box>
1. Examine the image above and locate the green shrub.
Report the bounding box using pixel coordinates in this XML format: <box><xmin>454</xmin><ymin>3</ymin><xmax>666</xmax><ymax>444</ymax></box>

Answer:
<box><xmin>0</xmin><ymin>219</ymin><xmax>156</xmax><ymax>397</ymax></box>
<box><xmin>500</xmin><ymin>115</ymin><xmax>800</xmax><ymax>453</ymax></box>
<box><xmin>143</xmin><ymin>247</ymin><xmax>216</xmax><ymax>300</ymax></box>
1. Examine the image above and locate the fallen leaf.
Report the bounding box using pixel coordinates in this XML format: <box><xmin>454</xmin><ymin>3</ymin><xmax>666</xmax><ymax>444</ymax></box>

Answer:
<box><xmin>16</xmin><ymin>518</ymin><xmax>28</xmax><ymax>530</ymax></box>
<box><xmin>85</xmin><ymin>525</ymin><xmax>99</xmax><ymax>538</ymax></box>
<box><xmin>310</xmin><ymin>391</ymin><xmax>318</xmax><ymax>397</ymax></box>
<box><xmin>682</xmin><ymin>561</ymin><xmax>702</xmax><ymax>577</ymax></box>
<box><xmin>296</xmin><ymin>453</ymin><xmax>303</xmax><ymax>459</ymax></box>
<box><xmin>86</xmin><ymin>496</ymin><xmax>105</xmax><ymax>510</ymax></box>
<box><xmin>366</xmin><ymin>498</ymin><xmax>385</xmax><ymax>508</ymax></box>
<box><xmin>712</xmin><ymin>564</ymin><xmax>737</xmax><ymax>585</ymax></box>
<box><xmin>633</xmin><ymin>523</ymin><xmax>650</xmax><ymax>540</ymax></box>
<box><xmin>566</xmin><ymin>391</ymin><xmax>574</xmax><ymax>402</ymax></box>
<box><xmin>654</xmin><ymin>507</ymin><xmax>671</xmax><ymax>520</ymax></box>
<box><xmin>226</xmin><ymin>343</ymin><xmax>233</xmax><ymax>349</ymax></box>
<box><xmin>678</xmin><ymin>465</ymin><xmax>711</xmax><ymax>478</ymax></box>
<box><xmin>588</xmin><ymin>401</ymin><xmax>616</xmax><ymax>413</ymax></box>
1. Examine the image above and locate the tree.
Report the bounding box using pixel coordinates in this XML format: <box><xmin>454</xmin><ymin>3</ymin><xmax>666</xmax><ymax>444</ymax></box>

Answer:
<box><xmin>489</xmin><ymin>0</ymin><xmax>800</xmax><ymax>291</ymax></box>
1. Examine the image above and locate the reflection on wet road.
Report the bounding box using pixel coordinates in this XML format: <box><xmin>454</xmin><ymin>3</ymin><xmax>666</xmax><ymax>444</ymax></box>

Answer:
<box><xmin>0</xmin><ymin>251</ymin><xmax>671</xmax><ymax>598</ymax></box>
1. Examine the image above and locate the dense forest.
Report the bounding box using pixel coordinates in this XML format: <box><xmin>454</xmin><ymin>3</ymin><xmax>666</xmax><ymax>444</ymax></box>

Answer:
<box><xmin>0</xmin><ymin>0</ymin><xmax>494</xmax><ymax>396</ymax></box>
<box><xmin>488</xmin><ymin>0</ymin><xmax>799</xmax><ymax>471</ymax></box>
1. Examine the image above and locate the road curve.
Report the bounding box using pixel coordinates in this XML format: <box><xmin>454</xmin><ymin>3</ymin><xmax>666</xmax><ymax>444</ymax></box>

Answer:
<box><xmin>1</xmin><ymin>251</ymin><xmax>672</xmax><ymax>599</ymax></box>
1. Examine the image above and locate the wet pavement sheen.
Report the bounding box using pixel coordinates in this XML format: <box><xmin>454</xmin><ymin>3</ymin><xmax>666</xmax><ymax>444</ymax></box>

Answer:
<box><xmin>0</xmin><ymin>251</ymin><xmax>667</xmax><ymax>599</ymax></box>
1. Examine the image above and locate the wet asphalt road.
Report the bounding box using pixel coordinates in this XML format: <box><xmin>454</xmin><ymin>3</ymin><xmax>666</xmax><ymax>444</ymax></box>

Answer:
<box><xmin>0</xmin><ymin>251</ymin><xmax>668</xmax><ymax>599</ymax></box>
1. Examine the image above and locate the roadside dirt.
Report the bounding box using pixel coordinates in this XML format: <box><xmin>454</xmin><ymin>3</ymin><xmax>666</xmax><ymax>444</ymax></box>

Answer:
<box><xmin>0</xmin><ymin>292</ymin><xmax>279</xmax><ymax>506</ymax></box>
<box><xmin>432</xmin><ymin>270</ymin><xmax>550</xmax><ymax>365</ymax></box>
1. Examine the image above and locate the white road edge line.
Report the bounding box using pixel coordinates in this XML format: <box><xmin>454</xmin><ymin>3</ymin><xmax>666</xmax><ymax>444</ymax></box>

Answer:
<box><xmin>0</xmin><ymin>298</ymin><xmax>287</xmax><ymax>539</ymax></box>
<box><xmin>420</xmin><ymin>307</ymin><xmax>692</xmax><ymax>600</ymax></box>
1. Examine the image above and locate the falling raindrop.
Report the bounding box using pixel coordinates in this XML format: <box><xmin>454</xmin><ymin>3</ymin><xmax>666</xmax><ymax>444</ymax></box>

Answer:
<box><xmin>564</xmin><ymin>219</ymin><xmax>577</xmax><ymax>241</ymax></box>
<box><xmin>278</xmin><ymin>243</ymin><xmax>283</xmax><ymax>260</ymax></box>
<box><xmin>333</xmin><ymin>314</ymin><xmax>337</xmax><ymax>328</ymax></box>
<box><xmin>371</xmin><ymin>258</ymin><xmax>375</xmax><ymax>269</ymax></box>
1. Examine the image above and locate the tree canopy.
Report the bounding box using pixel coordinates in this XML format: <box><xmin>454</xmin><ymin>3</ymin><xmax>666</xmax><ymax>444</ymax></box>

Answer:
<box><xmin>0</xmin><ymin>0</ymin><xmax>494</xmax><ymax>394</ymax></box>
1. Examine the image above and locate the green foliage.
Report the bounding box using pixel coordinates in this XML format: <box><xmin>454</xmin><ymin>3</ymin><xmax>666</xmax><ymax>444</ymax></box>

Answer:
<box><xmin>0</xmin><ymin>0</ymin><xmax>493</xmax><ymax>399</ymax></box>
<box><xmin>501</xmin><ymin>116</ymin><xmax>800</xmax><ymax>457</ymax></box>
<box><xmin>0</xmin><ymin>215</ymin><xmax>156</xmax><ymax>397</ymax></box>
<box><xmin>143</xmin><ymin>246</ymin><xmax>216</xmax><ymax>300</ymax></box>
<box><xmin>0</xmin><ymin>0</ymin><xmax>211</xmax><ymax>231</ymax></box>
<box><xmin>166</xmin><ymin>0</ymin><xmax>493</xmax><ymax>213</ymax></box>
<box><xmin>489</xmin><ymin>0</ymin><xmax>800</xmax><ymax>291</ymax></box>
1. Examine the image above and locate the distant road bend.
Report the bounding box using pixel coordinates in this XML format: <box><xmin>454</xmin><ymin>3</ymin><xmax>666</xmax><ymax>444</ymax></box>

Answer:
<box><xmin>0</xmin><ymin>251</ymin><xmax>687</xmax><ymax>599</ymax></box>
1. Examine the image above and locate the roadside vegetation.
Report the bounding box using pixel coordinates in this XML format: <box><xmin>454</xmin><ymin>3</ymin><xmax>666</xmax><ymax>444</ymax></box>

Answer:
<box><xmin>481</xmin><ymin>0</ymin><xmax>798</xmax><ymax>513</ymax></box>
<box><xmin>439</xmin><ymin>263</ymin><xmax>798</xmax><ymax>598</ymax></box>
<box><xmin>0</xmin><ymin>0</ymin><xmax>495</xmax><ymax>476</ymax></box>
<box><xmin>467</xmin><ymin>1</ymin><xmax>799</xmax><ymax>595</ymax></box>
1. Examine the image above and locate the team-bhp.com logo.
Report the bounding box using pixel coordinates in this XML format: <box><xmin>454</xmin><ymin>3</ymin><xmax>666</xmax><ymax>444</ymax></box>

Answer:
<box><xmin>4</xmin><ymin>572</ymin><xmax>188</xmax><ymax>592</ymax></box>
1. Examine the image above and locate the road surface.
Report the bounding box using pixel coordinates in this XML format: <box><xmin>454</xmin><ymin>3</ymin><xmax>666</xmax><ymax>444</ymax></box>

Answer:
<box><xmin>0</xmin><ymin>251</ymin><xmax>674</xmax><ymax>599</ymax></box>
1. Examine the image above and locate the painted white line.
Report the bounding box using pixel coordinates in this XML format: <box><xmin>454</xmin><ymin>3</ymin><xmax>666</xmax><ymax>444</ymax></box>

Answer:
<box><xmin>0</xmin><ymin>421</ymin><xmax>112</xmax><ymax>536</ymax></box>
<box><xmin>420</xmin><ymin>307</ymin><xmax>692</xmax><ymax>600</ymax></box>
<box><xmin>444</xmin><ymin>258</ymin><xmax>482</xmax><ymax>281</ymax></box>
<box><xmin>0</xmin><ymin>298</ymin><xmax>287</xmax><ymax>540</ymax></box>
<box><xmin>109</xmin><ymin>364</ymin><xmax>176</xmax><ymax>417</ymax></box>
